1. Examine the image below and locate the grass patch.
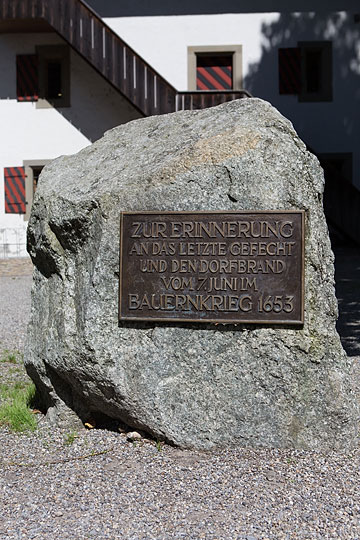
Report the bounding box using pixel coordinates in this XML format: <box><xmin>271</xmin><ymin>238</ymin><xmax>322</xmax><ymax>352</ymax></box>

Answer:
<box><xmin>0</xmin><ymin>350</ymin><xmax>22</xmax><ymax>364</ymax></box>
<box><xmin>64</xmin><ymin>431</ymin><xmax>79</xmax><ymax>446</ymax></box>
<box><xmin>155</xmin><ymin>440</ymin><xmax>163</xmax><ymax>452</ymax></box>
<box><xmin>0</xmin><ymin>382</ymin><xmax>37</xmax><ymax>432</ymax></box>
<box><xmin>8</xmin><ymin>367</ymin><xmax>22</xmax><ymax>375</ymax></box>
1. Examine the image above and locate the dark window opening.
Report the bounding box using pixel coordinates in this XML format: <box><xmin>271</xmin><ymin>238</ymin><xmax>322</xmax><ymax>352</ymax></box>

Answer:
<box><xmin>304</xmin><ymin>48</ymin><xmax>322</xmax><ymax>93</ymax></box>
<box><xmin>196</xmin><ymin>54</ymin><xmax>233</xmax><ymax>90</ymax></box>
<box><xmin>46</xmin><ymin>61</ymin><xmax>62</xmax><ymax>99</ymax></box>
<box><xmin>32</xmin><ymin>166</ymin><xmax>44</xmax><ymax>194</ymax></box>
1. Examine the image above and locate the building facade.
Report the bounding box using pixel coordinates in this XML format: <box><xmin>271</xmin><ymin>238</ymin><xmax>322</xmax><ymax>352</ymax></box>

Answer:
<box><xmin>0</xmin><ymin>0</ymin><xmax>359</xmax><ymax>256</ymax></box>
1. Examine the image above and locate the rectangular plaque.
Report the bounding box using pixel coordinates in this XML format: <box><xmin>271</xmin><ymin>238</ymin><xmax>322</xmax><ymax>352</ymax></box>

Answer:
<box><xmin>119</xmin><ymin>211</ymin><xmax>304</xmax><ymax>324</ymax></box>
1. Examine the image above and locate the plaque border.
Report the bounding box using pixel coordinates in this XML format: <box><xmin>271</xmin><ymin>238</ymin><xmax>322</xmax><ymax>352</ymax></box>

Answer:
<box><xmin>119</xmin><ymin>210</ymin><xmax>305</xmax><ymax>325</ymax></box>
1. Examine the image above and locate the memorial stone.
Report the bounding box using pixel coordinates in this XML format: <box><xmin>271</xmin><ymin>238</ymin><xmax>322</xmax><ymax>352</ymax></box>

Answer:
<box><xmin>25</xmin><ymin>98</ymin><xmax>359</xmax><ymax>449</ymax></box>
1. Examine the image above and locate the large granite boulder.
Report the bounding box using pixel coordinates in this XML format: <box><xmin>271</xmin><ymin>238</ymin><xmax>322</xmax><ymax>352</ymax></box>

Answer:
<box><xmin>25</xmin><ymin>98</ymin><xmax>359</xmax><ymax>450</ymax></box>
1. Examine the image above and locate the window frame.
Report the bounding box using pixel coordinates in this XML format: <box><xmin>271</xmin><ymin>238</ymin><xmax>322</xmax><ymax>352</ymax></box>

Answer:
<box><xmin>24</xmin><ymin>160</ymin><xmax>50</xmax><ymax>221</ymax></box>
<box><xmin>188</xmin><ymin>45</ymin><xmax>243</xmax><ymax>91</ymax></box>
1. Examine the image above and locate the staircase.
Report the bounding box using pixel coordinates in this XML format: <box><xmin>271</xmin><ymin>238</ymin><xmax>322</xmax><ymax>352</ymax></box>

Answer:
<box><xmin>0</xmin><ymin>0</ymin><xmax>250</xmax><ymax>116</ymax></box>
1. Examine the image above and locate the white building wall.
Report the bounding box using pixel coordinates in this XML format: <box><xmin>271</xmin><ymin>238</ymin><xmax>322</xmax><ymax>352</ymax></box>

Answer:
<box><xmin>105</xmin><ymin>12</ymin><xmax>360</xmax><ymax>190</ymax></box>
<box><xmin>104</xmin><ymin>13</ymin><xmax>277</xmax><ymax>91</ymax></box>
<box><xmin>0</xmin><ymin>32</ymin><xmax>141</xmax><ymax>257</ymax></box>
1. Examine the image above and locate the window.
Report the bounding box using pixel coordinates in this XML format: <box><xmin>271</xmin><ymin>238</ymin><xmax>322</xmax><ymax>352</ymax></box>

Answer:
<box><xmin>196</xmin><ymin>54</ymin><xmax>233</xmax><ymax>90</ymax></box>
<box><xmin>36</xmin><ymin>45</ymin><xmax>70</xmax><ymax>108</ymax></box>
<box><xmin>15</xmin><ymin>46</ymin><xmax>70</xmax><ymax>107</ymax></box>
<box><xmin>188</xmin><ymin>45</ymin><xmax>242</xmax><ymax>91</ymax></box>
<box><xmin>299</xmin><ymin>42</ymin><xmax>332</xmax><ymax>102</ymax></box>
<box><xmin>278</xmin><ymin>41</ymin><xmax>332</xmax><ymax>102</ymax></box>
<box><xmin>4</xmin><ymin>162</ymin><xmax>49</xmax><ymax>219</ymax></box>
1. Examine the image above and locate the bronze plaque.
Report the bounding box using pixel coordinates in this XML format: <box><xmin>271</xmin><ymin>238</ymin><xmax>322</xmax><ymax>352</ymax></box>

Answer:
<box><xmin>119</xmin><ymin>211</ymin><xmax>304</xmax><ymax>324</ymax></box>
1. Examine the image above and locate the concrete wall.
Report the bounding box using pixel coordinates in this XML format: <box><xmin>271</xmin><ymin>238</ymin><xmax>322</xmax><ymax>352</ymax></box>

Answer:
<box><xmin>0</xmin><ymin>32</ymin><xmax>141</xmax><ymax>257</ymax></box>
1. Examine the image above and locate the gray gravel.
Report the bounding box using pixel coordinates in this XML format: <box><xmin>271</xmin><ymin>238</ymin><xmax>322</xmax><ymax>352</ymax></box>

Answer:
<box><xmin>1</xmin><ymin>428</ymin><xmax>360</xmax><ymax>540</ymax></box>
<box><xmin>0</xmin><ymin>257</ymin><xmax>360</xmax><ymax>539</ymax></box>
<box><xmin>0</xmin><ymin>275</ymin><xmax>32</xmax><ymax>356</ymax></box>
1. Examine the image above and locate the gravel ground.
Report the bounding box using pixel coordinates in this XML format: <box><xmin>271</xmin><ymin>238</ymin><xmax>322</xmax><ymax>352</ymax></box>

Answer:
<box><xmin>0</xmin><ymin>255</ymin><xmax>360</xmax><ymax>540</ymax></box>
<box><xmin>0</xmin><ymin>275</ymin><xmax>32</xmax><ymax>357</ymax></box>
<box><xmin>0</xmin><ymin>257</ymin><xmax>33</xmax><ymax>357</ymax></box>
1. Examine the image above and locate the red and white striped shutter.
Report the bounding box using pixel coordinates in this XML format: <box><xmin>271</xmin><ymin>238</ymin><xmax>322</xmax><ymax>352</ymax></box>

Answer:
<box><xmin>4</xmin><ymin>167</ymin><xmax>26</xmax><ymax>214</ymax></box>
<box><xmin>278</xmin><ymin>48</ymin><xmax>301</xmax><ymax>94</ymax></box>
<box><xmin>196</xmin><ymin>55</ymin><xmax>233</xmax><ymax>90</ymax></box>
<box><xmin>16</xmin><ymin>55</ymin><xmax>39</xmax><ymax>102</ymax></box>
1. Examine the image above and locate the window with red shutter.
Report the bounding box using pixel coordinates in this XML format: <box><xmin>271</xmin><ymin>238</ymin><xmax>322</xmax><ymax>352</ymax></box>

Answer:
<box><xmin>4</xmin><ymin>167</ymin><xmax>26</xmax><ymax>214</ymax></box>
<box><xmin>278</xmin><ymin>48</ymin><xmax>301</xmax><ymax>94</ymax></box>
<box><xmin>16</xmin><ymin>55</ymin><xmax>39</xmax><ymax>102</ymax></box>
<box><xmin>188</xmin><ymin>45</ymin><xmax>242</xmax><ymax>92</ymax></box>
<box><xmin>196</xmin><ymin>54</ymin><xmax>233</xmax><ymax>90</ymax></box>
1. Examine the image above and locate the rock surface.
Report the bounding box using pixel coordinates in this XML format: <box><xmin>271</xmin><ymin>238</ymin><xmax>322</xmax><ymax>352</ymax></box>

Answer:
<box><xmin>25</xmin><ymin>98</ymin><xmax>359</xmax><ymax>449</ymax></box>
